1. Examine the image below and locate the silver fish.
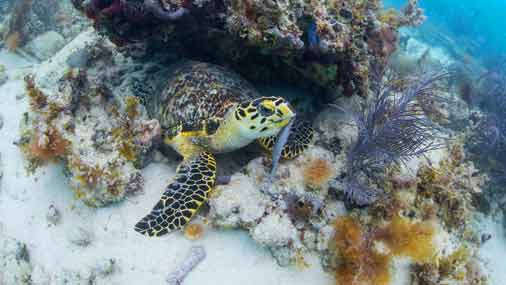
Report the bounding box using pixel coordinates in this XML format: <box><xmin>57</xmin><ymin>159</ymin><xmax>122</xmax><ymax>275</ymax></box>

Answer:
<box><xmin>269</xmin><ymin>117</ymin><xmax>295</xmax><ymax>179</ymax></box>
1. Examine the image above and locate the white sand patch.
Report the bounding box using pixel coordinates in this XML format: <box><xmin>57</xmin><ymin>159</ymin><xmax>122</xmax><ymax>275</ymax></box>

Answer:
<box><xmin>478</xmin><ymin>214</ymin><xmax>506</xmax><ymax>285</ymax></box>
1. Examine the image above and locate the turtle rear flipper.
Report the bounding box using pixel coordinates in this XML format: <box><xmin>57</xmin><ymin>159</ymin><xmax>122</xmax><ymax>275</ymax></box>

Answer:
<box><xmin>258</xmin><ymin>120</ymin><xmax>314</xmax><ymax>159</ymax></box>
<box><xmin>134</xmin><ymin>152</ymin><xmax>217</xmax><ymax>237</ymax></box>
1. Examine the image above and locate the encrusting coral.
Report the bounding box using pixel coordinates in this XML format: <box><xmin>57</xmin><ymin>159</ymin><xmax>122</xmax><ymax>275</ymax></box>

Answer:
<box><xmin>303</xmin><ymin>158</ymin><xmax>335</xmax><ymax>190</ymax></box>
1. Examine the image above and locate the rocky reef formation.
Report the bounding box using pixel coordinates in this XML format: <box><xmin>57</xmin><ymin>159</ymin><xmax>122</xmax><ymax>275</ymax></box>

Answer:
<box><xmin>0</xmin><ymin>0</ymin><xmax>90</xmax><ymax>58</ymax></box>
<box><xmin>17</xmin><ymin>30</ymin><xmax>164</xmax><ymax>207</ymax></box>
<box><xmin>207</xmin><ymin>109</ymin><xmax>489</xmax><ymax>284</ymax></box>
<box><xmin>70</xmin><ymin>0</ymin><xmax>425</xmax><ymax>97</ymax></box>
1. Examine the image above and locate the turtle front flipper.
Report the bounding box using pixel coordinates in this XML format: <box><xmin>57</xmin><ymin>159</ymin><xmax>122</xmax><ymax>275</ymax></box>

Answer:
<box><xmin>258</xmin><ymin>120</ymin><xmax>314</xmax><ymax>159</ymax></box>
<box><xmin>134</xmin><ymin>152</ymin><xmax>217</xmax><ymax>237</ymax></box>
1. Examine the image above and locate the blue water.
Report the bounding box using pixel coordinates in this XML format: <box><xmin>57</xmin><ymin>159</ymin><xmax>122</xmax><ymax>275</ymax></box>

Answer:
<box><xmin>385</xmin><ymin>0</ymin><xmax>506</xmax><ymax>62</ymax></box>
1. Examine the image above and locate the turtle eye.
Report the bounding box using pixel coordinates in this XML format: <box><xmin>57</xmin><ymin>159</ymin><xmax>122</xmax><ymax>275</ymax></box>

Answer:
<box><xmin>259</xmin><ymin>104</ymin><xmax>274</xmax><ymax>117</ymax></box>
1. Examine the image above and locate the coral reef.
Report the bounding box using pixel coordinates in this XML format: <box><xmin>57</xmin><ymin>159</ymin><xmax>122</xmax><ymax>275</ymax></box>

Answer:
<box><xmin>208</xmin><ymin>146</ymin><xmax>343</xmax><ymax>266</ymax></box>
<box><xmin>326</xmin><ymin>141</ymin><xmax>488</xmax><ymax>284</ymax></box>
<box><xmin>6</xmin><ymin>3</ymin><xmax>497</xmax><ymax>284</ymax></box>
<box><xmin>71</xmin><ymin>0</ymin><xmax>425</xmax><ymax>97</ymax></box>
<box><xmin>17</xmin><ymin>30</ymin><xmax>166</xmax><ymax>206</ymax></box>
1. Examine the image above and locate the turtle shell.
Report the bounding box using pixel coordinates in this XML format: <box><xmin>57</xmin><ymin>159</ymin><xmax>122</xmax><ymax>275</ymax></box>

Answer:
<box><xmin>157</xmin><ymin>62</ymin><xmax>260</xmax><ymax>136</ymax></box>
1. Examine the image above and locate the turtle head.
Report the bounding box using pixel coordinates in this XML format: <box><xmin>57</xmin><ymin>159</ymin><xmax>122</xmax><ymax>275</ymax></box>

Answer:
<box><xmin>234</xmin><ymin>97</ymin><xmax>295</xmax><ymax>138</ymax></box>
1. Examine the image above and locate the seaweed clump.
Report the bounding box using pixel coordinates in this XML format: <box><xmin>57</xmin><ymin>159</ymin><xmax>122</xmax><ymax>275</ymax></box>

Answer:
<box><xmin>412</xmin><ymin>245</ymin><xmax>488</xmax><ymax>285</ymax></box>
<box><xmin>416</xmin><ymin>143</ymin><xmax>486</xmax><ymax>232</ymax></box>
<box><xmin>331</xmin><ymin>214</ymin><xmax>436</xmax><ymax>285</ymax></box>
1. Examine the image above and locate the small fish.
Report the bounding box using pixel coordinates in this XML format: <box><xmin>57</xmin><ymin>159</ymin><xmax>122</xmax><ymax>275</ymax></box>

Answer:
<box><xmin>306</xmin><ymin>20</ymin><xmax>320</xmax><ymax>51</ymax></box>
<box><xmin>269</xmin><ymin>117</ymin><xmax>295</xmax><ymax>179</ymax></box>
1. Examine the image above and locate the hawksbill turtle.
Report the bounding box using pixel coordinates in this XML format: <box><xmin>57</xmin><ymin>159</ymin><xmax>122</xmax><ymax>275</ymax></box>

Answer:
<box><xmin>135</xmin><ymin>62</ymin><xmax>314</xmax><ymax>237</ymax></box>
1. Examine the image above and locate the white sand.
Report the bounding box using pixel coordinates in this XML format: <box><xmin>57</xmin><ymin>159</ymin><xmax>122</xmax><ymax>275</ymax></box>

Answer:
<box><xmin>0</xmin><ymin>50</ymin><xmax>333</xmax><ymax>284</ymax></box>
<box><xmin>478</xmin><ymin>214</ymin><xmax>506</xmax><ymax>285</ymax></box>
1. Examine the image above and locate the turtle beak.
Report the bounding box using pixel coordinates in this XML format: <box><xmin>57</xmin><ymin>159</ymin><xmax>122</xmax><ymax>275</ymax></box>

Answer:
<box><xmin>272</xmin><ymin>103</ymin><xmax>295</xmax><ymax>128</ymax></box>
<box><xmin>280</xmin><ymin>103</ymin><xmax>296</xmax><ymax>119</ymax></box>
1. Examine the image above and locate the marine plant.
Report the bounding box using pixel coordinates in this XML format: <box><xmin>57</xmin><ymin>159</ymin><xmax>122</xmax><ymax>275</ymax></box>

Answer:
<box><xmin>416</xmin><ymin>143</ymin><xmax>486</xmax><ymax>232</ymax></box>
<box><xmin>342</xmin><ymin>69</ymin><xmax>448</xmax><ymax>206</ymax></box>
<box><xmin>21</xmin><ymin>127</ymin><xmax>69</xmax><ymax>172</ymax></box>
<box><xmin>331</xmin><ymin>214</ymin><xmax>437</xmax><ymax>285</ymax></box>
<box><xmin>412</xmin><ymin>245</ymin><xmax>488</xmax><ymax>285</ymax></box>
<box><xmin>24</xmin><ymin>76</ymin><xmax>48</xmax><ymax>110</ymax></box>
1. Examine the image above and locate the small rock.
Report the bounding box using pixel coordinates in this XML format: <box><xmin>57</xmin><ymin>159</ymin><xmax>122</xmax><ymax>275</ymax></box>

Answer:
<box><xmin>31</xmin><ymin>265</ymin><xmax>51</xmax><ymax>285</ymax></box>
<box><xmin>0</xmin><ymin>114</ymin><xmax>4</xmax><ymax>130</ymax></box>
<box><xmin>269</xmin><ymin>246</ymin><xmax>296</xmax><ymax>267</ymax></box>
<box><xmin>52</xmin><ymin>269</ymin><xmax>93</xmax><ymax>285</ymax></box>
<box><xmin>316</xmin><ymin>225</ymin><xmax>335</xmax><ymax>252</ymax></box>
<box><xmin>25</xmin><ymin>31</ymin><xmax>66</xmax><ymax>61</ymax></box>
<box><xmin>66</xmin><ymin>48</ymin><xmax>90</xmax><ymax>68</ymax></box>
<box><xmin>0</xmin><ymin>64</ymin><xmax>7</xmax><ymax>86</ymax></box>
<box><xmin>94</xmin><ymin>258</ymin><xmax>115</xmax><ymax>277</ymax></box>
<box><xmin>0</xmin><ymin>236</ymin><xmax>32</xmax><ymax>285</ymax></box>
<box><xmin>67</xmin><ymin>226</ymin><xmax>94</xmax><ymax>247</ymax></box>
<box><xmin>46</xmin><ymin>204</ymin><xmax>61</xmax><ymax>226</ymax></box>
<box><xmin>251</xmin><ymin>212</ymin><xmax>298</xmax><ymax>247</ymax></box>
<box><xmin>15</xmin><ymin>92</ymin><xmax>25</xmax><ymax>100</ymax></box>
<box><xmin>313</xmin><ymin>106</ymin><xmax>358</xmax><ymax>153</ymax></box>
<box><xmin>208</xmin><ymin>174</ymin><xmax>269</xmax><ymax>228</ymax></box>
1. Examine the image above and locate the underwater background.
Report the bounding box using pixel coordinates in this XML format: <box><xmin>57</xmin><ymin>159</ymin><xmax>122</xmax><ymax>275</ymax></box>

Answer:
<box><xmin>0</xmin><ymin>0</ymin><xmax>506</xmax><ymax>284</ymax></box>
<box><xmin>386</xmin><ymin>0</ymin><xmax>506</xmax><ymax>61</ymax></box>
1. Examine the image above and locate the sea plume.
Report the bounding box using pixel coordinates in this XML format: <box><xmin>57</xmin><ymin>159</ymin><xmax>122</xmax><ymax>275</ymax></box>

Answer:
<box><xmin>342</xmin><ymin>69</ymin><xmax>448</xmax><ymax>206</ymax></box>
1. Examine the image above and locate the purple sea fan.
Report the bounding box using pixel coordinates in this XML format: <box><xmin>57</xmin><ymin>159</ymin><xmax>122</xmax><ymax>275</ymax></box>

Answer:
<box><xmin>343</xmin><ymin>70</ymin><xmax>448</xmax><ymax>206</ymax></box>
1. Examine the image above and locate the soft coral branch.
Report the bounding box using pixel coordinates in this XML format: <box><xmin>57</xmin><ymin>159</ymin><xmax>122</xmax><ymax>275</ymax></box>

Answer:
<box><xmin>341</xmin><ymin>70</ymin><xmax>448</xmax><ymax>206</ymax></box>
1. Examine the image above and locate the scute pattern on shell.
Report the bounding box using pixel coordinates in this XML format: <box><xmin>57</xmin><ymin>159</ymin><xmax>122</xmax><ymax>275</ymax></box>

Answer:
<box><xmin>158</xmin><ymin>62</ymin><xmax>259</xmax><ymax>134</ymax></box>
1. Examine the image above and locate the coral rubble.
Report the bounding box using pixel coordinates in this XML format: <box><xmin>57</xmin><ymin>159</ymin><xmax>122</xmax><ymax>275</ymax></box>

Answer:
<box><xmin>167</xmin><ymin>246</ymin><xmax>206</xmax><ymax>285</ymax></box>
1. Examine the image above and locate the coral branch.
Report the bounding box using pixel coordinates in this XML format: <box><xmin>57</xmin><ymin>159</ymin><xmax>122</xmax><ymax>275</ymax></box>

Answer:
<box><xmin>167</xmin><ymin>246</ymin><xmax>206</xmax><ymax>285</ymax></box>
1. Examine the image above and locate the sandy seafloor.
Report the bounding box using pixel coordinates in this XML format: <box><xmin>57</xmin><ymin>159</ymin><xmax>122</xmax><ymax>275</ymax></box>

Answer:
<box><xmin>0</xmin><ymin>47</ymin><xmax>506</xmax><ymax>285</ymax></box>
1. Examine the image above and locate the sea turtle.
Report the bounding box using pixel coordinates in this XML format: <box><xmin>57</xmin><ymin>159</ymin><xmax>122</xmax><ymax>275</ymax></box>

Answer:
<box><xmin>134</xmin><ymin>62</ymin><xmax>314</xmax><ymax>237</ymax></box>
